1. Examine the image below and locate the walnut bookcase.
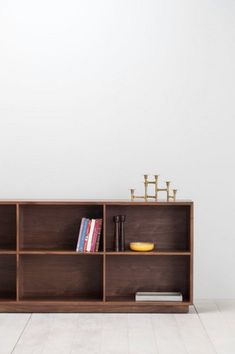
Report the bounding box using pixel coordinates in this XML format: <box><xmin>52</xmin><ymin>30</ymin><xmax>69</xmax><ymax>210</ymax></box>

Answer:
<box><xmin>0</xmin><ymin>200</ymin><xmax>193</xmax><ymax>313</ymax></box>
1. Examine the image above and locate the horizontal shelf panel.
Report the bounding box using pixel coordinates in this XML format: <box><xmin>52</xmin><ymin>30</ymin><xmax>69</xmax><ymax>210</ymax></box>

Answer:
<box><xmin>18</xmin><ymin>297</ymin><xmax>103</xmax><ymax>302</ymax></box>
<box><xmin>0</xmin><ymin>250</ymin><xmax>16</xmax><ymax>254</ymax></box>
<box><xmin>19</xmin><ymin>250</ymin><xmax>104</xmax><ymax>255</ymax></box>
<box><xmin>0</xmin><ymin>199</ymin><xmax>193</xmax><ymax>205</ymax></box>
<box><xmin>106</xmin><ymin>251</ymin><xmax>191</xmax><ymax>256</ymax></box>
<box><xmin>18</xmin><ymin>251</ymin><xmax>190</xmax><ymax>255</ymax></box>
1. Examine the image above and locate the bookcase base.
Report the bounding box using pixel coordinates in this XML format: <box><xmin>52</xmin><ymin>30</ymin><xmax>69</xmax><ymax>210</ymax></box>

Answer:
<box><xmin>0</xmin><ymin>302</ymin><xmax>190</xmax><ymax>313</ymax></box>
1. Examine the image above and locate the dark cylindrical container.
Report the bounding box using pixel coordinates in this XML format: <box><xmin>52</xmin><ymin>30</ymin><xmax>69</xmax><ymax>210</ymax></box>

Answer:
<box><xmin>113</xmin><ymin>216</ymin><xmax>120</xmax><ymax>252</ymax></box>
<box><xmin>120</xmin><ymin>215</ymin><xmax>126</xmax><ymax>251</ymax></box>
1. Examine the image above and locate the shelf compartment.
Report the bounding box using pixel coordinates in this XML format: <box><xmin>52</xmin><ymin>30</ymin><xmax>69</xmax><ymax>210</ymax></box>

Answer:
<box><xmin>0</xmin><ymin>205</ymin><xmax>16</xmax><ymax>251</ymax></box>
<box><xmin>106</xmin><ymin>205</ymin><xmax>191</xmax><ymax>251</ymax></box>
<box><xmin>19</xmin><ymin>255</ymin><xmax>103</xmax><ymax>301</ymax></box>
<box><xmin>0</xmin><ymin>255</ymin><xmax>16</xmax><ymax>300</ymax></box>
<box><xmin>19</xmin><ymin>204</ymin><xmax>103</xmax><ymax>251</ymax></box>
<box><xmin>105</xmin><ymin>255</ymin><xmax>190</xmax><ymax>302</ymax></box>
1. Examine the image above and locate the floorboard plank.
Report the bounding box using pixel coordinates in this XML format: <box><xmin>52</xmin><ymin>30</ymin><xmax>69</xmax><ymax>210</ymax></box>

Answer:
<box><xmin>13</xmin><ymin>314</ymin><xmax>78</xmax><ymax>354</ymax></box>
<box><xmin>100</xmin><ymin>314</ymin><xmax>128</xmax><ymax>354</ymax></box>
<box><xmin>0</xmin><ymin>313</ymin><xmax>30</xmax><ymax>354</ymax></box>
<box><xmin>195</xmin><ymin>300</ymin><xmax>235</xmax><ymax>354</ymax></box>
<box><xmin>128</xmin><ymin>314</ymin><xmax>157</xmax><ymax>354</ymax></box>
<box><xmin>151</xmin><ymin>314</ymin><xmax>187</xmax><ymax>354</ymax></box>
<box><xmin>174</xmin><ymin>305</ymin><xmax>216</xmax><ymax>354</ymax></box>
<box><xmin>9</xmin><ymin>302</ymin><xmax>235</xmax><ymax>354</ymax></box>
<box><xmin>70</xmin><ymin>314</ymin><xmax>102</xmax><ymax>354</ymax></box>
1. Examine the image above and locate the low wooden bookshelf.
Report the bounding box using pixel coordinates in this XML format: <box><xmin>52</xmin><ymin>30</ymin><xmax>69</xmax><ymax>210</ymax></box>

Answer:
<box><xmin>0</xmin><ymin>200</ymin><xmax>193</xmax><ymax>313</ymax></box>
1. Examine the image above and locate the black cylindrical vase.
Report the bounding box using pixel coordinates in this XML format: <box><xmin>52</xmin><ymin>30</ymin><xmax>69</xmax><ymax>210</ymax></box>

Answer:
<box><xmin>113</xmin><ymin>216</ymin><xmax>120</xmax><ymax>252</ymax></box>
<box><xmin>120</xmin><ymin>215</ymin><xmax>126</xmax><ymax>251</ymax></box>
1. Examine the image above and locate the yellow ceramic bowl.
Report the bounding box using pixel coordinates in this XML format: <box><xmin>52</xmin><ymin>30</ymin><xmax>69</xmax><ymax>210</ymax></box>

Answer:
<box><xmin>130</xmin><ymin>242</ymin><xmax>154</xmax><ymax>252</ymax></box>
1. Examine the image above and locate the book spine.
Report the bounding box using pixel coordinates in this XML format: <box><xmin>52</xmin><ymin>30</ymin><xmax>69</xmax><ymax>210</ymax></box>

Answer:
<box><xmin>83</xmin><ymin>220</ymin><xmax>91</xmax><ymax>252</ymax></box>
<box><xmin>90</xmin><ymin>220</ymin><xmax>99</xmax><ymax>252</ymax></box>
<box><xmin>78</xmin><ymin>218</ymin><xmax>88</xmax><ymax>252</ymax></box>
<box><xmin>95</xmin><ymin>219</ymin><xmax>103</xmax><ymax>252</ymax></box>
<box><xmin>76</xmin><ymin>218</ymin><xmax>85</xmax><ymax>251</ymax></box>
<box><xmin>86</xmin><ymin>219</ymin><xmax>96</xmax><ymax>252</ymax></box>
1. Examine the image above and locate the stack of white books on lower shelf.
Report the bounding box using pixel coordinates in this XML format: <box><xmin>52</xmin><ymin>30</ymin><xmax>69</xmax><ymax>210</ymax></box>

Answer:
<box><xmin>135</xmin><ymin>292</ymin><xmax>183</xmax><ymax>302</ymax></box>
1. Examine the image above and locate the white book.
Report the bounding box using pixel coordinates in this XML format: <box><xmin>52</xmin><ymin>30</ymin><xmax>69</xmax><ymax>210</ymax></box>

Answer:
<box><xmin>135</xmin><ymin>292</ymin><xmax>183</xmax><ymax>302</ymax></box>
<box><xmin>86</xmin><ymin>219</ymin><xmax>96</xmax><ymax>252</ymax></box>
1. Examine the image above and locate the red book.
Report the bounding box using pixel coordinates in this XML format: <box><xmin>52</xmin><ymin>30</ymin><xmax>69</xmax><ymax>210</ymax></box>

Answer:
<box><xmin>90</xmin><ymin>219</ymin><xmax>100</xmax><ymax>252</ymax></box>
<box><xmin>83</xmin><ymin>220</ymin><xmax>91</xmax><ymax>252</ymax></box>
<box><xmin>95</xmin><ymin>219</ymin><xmax>103</xmax><ymax>252</ymax></box>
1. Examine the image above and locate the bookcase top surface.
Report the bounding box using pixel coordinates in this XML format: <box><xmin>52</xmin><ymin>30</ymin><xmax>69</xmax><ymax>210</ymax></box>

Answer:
<box><xmin>0</xmin><ymin>199</ymin><xmax>193</xmax><ymax>205</ymax></box>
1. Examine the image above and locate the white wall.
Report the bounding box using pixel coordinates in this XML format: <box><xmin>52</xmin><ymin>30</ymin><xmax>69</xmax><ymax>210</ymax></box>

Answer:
<box><xmin>0</xmin><ymin>0</ymin><xmax>235</xmax><ymax>299</ymax></box>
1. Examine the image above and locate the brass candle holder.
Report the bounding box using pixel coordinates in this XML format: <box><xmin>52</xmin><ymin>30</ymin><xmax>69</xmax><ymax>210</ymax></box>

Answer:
<box><xmin>130</xmin><ymin>174</ymin><xmax>177</xmax><ymax>202</ymax></box>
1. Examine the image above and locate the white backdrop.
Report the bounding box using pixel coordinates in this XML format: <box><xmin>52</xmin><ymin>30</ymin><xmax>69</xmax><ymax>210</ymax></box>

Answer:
<box><xmin>0</xmin><ymin>0</ymin><xmax>235</xmax><ymax>299</ymax></box>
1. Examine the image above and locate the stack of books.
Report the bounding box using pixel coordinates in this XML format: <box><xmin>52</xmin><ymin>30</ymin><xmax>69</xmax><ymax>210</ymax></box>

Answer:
<box><xmin>76</xmin><ymin>218</ymin><xmax>102</xmax><ymax>252</ymax></box>
<box><xmin>135</xmin><ymin>292</ymin><xmax>183</xmax><ymax>302</ymax></box>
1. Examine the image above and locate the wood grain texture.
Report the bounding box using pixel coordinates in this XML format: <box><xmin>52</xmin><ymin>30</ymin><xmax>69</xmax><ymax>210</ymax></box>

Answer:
<box><xmin>106</xmin><ymin>255</ymin><xmax>190</xmax><ymax>301</ymax></box>
<box><xmin>19</xmin><ymin>204</ymin><xmax>103</xmax><ymax>251</ymax></box>
<box><xmin>19</xmin><ymin>255</ymin><xmax>103</xmax><ymax>301</ymax></box>
<box><xmin>0</xmin><ymin>255</ymin><xmax>16</xmax><ymax>299</ymax></box>
<box><xmin>106</xmin><ymin>205</ymin><xmax>191</xmax><ymax>251</ymax></box>
<box><xmin>0</xmin><ymin>200</ymin><xmax>193</xmax><ymax>313</ymax></box>
<box><xmin>0</xmin><ymin>302</ymin><xmax>189</xmax><ymax>313</ymax></box>
<box><xmin>0</xmin><ymin>204</ymin><xmax>16</xmax><ymax>250</ymax></box>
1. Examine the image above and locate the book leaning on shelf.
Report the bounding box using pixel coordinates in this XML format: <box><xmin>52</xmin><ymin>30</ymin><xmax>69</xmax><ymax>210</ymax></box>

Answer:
<box><xmin>76</xmin><ymin>218</ymin><xmax>102</xmax><ymax>252</ymax></box>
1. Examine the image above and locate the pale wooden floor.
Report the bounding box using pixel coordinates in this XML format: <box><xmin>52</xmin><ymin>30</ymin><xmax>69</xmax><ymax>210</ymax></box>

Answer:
<box><xmin>1</xmin><ymin>301</ymin><xmax>235</xmax><ymax>354</ymax></box>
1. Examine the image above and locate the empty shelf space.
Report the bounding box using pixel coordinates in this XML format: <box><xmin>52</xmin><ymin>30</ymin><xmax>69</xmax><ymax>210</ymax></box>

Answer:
<box><xmin>19</xmin><ymin>254</ymin><xmax>103</xmax><ymax>301</ymax></box>
<box><xmin>0</xmin><ymin>205</ymin><xmax>16</xmax><ymax>251</ymax></box>
<box><xmin>0</xmin><ymin>255</ymin><xmax>16</xmax><ymax>300</ymax></box>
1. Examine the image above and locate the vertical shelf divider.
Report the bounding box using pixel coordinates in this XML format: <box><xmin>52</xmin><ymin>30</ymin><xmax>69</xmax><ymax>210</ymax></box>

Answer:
<box><xmin>16</xmin><ymin>203</ymin><xmax>20</xmax><ymax>302</ymax></box>
<box><xmin>103</xmin><ymin>204</ymin><xmax>106</xmax><ymax>302</ymax></box>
